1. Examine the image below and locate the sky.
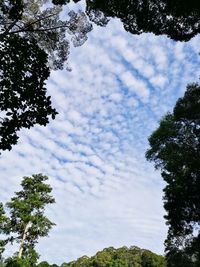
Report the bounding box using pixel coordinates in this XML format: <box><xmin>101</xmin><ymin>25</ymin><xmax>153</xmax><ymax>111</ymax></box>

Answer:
<box><xmin>1</xmin><ymin>6</ymin><xmax>200</xmax><ymax>265</ymax></box>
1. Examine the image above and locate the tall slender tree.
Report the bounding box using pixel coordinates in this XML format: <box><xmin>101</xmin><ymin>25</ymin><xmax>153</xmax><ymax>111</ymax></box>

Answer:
<box><xmin>6</xmin><ymin>174</ymin><xmax>55</xmax><ymax>263</ymax></box>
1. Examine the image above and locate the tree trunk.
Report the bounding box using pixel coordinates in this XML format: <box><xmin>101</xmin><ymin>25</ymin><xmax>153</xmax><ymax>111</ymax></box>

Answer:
<box><xmin>18</xmin><ymin>221</ymin><xmax>32</xmax><ymax>259</ymax></box>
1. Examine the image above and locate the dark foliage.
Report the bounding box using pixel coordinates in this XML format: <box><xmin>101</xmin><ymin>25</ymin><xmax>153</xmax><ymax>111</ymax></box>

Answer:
<box><xmin>0</xmin><ymin>0</ymin><xmax>24</xmax><ymax>20</ymax></box>
<box><xmin>52</xmin><ymin>0</ymin><xmax>80</xmax><ymax>4</ymax></box>
<box><xmin>52</xmin><ymin>0</ymin><xmax>70</xmax><ymax>4</ymax></box>
<box><xmin>0</xmin><ymin>35</ymin><xmax>57</xmax><ymax>151</ymax></box>
<box><xmin>146</xmin><ymin>84</ymin><xmax>200</xmax><ymax>266</ymax></box>
<box><xmin>165</xmin><ymin>0</ymin><xmax>200</xmax><ymax>16</ymax></box>
<box><xmin>86</xmin><ymin>0</ymin><xmax>200</xmax><ymax>41</ymax></box>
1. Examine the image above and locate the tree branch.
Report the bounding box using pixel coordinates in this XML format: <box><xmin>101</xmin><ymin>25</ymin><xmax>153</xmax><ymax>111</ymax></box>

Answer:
<box><xmin>0</xmin><ymin>11</ymin><xmax>63</xmax><ymax>37</ymax></box>
<box><xmin>0</xmin><ymin>24</ymin><xmax>69</xmax><ymax>36</ymax></box>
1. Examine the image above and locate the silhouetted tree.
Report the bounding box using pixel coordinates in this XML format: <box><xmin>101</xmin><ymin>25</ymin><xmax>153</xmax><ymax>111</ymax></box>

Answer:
<box><xmin>146</xmin><ymin>83</ymin><xmax>200</xmax><ymax>267</ymax></box>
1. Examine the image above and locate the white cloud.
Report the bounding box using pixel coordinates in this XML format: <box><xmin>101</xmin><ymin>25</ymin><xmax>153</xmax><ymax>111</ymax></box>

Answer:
<box><xmin>121</xmin><ymin>71</ymin><xmax>150</xmax><ymax>102</ymax></box>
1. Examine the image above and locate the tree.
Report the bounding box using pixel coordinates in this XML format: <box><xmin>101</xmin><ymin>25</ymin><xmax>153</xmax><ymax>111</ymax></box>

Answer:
<box><xmin>5</xmin><ymin>174</ymin><xmax>55</xmax><ymax>264</ymax></box>
<box><xmin>0</xmin><ymin>0</ymin><xmax>92</xmax><ymax>151</ymax></box>
<box><xmin>146</xmin><ymin>83</ymin><xmax>200</xmax><ymax>266</ymax></box>
<box><xmin>85</xmin><ymin>0</ymin><xmax>200</xmax><ymax>41</ymax></box>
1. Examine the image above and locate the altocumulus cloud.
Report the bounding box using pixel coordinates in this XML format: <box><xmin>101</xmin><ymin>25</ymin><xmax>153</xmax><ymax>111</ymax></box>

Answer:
<box><xmin>1</xmin><ymin>15</ymin><xmax>200</xmax><ymax>265</ymax></box>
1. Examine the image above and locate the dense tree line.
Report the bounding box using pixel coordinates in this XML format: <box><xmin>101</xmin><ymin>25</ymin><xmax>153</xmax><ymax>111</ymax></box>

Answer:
<box><xmin>21</xmin><ymin>246</ymin><xmax>165</xmax><ymax>267</ymax></box>
<box><xmin>61</xmin><ymin>246</ymin><xmax>166</xmax><ymax>267</ymax></box>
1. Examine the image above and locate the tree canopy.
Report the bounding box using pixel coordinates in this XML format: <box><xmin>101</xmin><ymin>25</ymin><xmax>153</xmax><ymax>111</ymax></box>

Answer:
<box><xmin>146</xmin><ymin>83</ymin><xmax>200</xmax><ymax>266</ymax></box>
<box><xmin>85</xmin><ymin>0</ymin><xmax>200</xmax><ymax>41</ymax></box>
<box><xmin>60</xmin><ymin>246</ymin><xmax>166</xmax><ymax>267</ymax></box>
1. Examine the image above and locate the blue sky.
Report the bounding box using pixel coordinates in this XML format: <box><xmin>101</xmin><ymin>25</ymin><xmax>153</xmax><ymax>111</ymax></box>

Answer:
<box><xmin>1</xmin><ymin>11</ymin><xmax>200</xmax><ymax>265</ymax></box>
